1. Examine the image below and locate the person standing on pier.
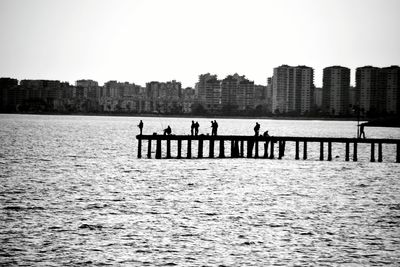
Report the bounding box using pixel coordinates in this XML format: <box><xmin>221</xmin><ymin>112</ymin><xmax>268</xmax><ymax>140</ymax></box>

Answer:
<box><xmin>211</xmin><ymin>120</ymin><xmax>218</xmax><ymax>136</ymax></box>
<box><xmin>191</xmin><ymin>121</ymin><xmax>195</xmax><ymax>135</ymax></box>
<box><xmin>359</xmin><ymin>123</ymin><xmax>366</xmax><ymax>139</ymax></box>
<box><xmin>254</xmin><ymin>122</ymin><xmax>260</xmax><ymax>136</ymax></box>
<box><xmin>138</xmin><ymin>120</ymin><xmax>143</xmax><ymax>135</ymax></box>
<box><xmin>194</xmin><ymin>121</ymin><xmax>200</xmax><ymax>135</ymax></box>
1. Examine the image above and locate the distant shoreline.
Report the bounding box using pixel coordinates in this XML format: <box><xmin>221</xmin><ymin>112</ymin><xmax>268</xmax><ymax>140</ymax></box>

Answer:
<box><xmin>2</xmin><ymin>112</ymin><xmax>399</xmax><ymax>127</ymax></box>
<box><xmin>0</xmin><ymin>111</ymin><xmax>366</xmax><ymax>121</ymax></box>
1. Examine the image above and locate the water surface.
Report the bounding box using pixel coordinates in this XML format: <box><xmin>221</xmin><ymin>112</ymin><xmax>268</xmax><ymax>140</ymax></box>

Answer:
<box><xmin>1</xmin><ymin>114</ymin><xmax>400</xmax><ymax>266</ymax></box>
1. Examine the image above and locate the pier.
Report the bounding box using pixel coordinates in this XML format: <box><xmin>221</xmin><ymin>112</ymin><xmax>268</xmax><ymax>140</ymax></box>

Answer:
<box><xmin>136</xmin><ymin>135</ymin><xmax>400</xmax><ymax>163</ymax></box>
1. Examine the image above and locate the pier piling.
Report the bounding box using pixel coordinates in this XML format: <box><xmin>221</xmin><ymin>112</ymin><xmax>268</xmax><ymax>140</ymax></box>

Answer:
<box><xmin>209</xmin><ymin>139</ymin><xmax>214</xmax><ymax>158</ymax></box>
<box><xmin>198</xmin><ymin>139</ymin><xmax>203</xmax><ymax>158</ymax></box>
<box><xmin>264</xmin><ymin>141</ymin><xmax>269</xmax><ymax>158</ymax></box>
<box><xmin>247</xmin><ymin>140</ymin><xmax>254</xmax><ymax>158</ymax></box>
<box><xmin>156</xmin><ymin>139</ymin><xmax>162</xmax><ymax>159</ymax></box>
<box><xmin>136</xmin><ymin>135</ymin><xmax>400</xmax><ymax>163</ymax></box>
<box><xmin>255</xmin><ymin>140</ymin><xmax>259</xmax><ymax>158</ymax></box>
<box><xmin>177</xmin><ymin>139</ymin><xmax>182</xmax><ymax>159</ymax></box>
<box><xmin>397</xmin><ymin>143</ymin><xmax>400</xmax><ymax>163</ymax></box>
<box><xmin>320</xmin><ymin>142</ymin><xmax>324</xmax><ymax>161</ymax></box>
<box><xmin>231</xmin><ymin>140</ymin><xmax>235</xmax><ymax>158</ymax></box>
<box><xmin>353</xmin><ymin>142</ymin><xmax>358</xmax><ymax>161</ymax></box>
<box><xmin>269</xmin><ymin>141</ymin><xmax>275</xmax><ymax>159</ymax></box>
<box><xmin>187</xmin><ymin>140</ymin><xmax>191</xmax><ymax>159</ymax></box>
<box><xmin>219</xmin><ymin>140</ymin><xmax>225</xmax><ymax>158</ymax></box>
<box><xmin>371</xmin><ymin>143</ymin><xmax>375</xmax><ymax>162</ymax></box>
<box><xmin>166</xmin><ymin>139</ymin><xmax>171</xmax><ymax>159</ymax></box>
<box><xmin>138</xmin><ymin>139</ymin><xmax>142</xmax><ymax>158</ymax></box>
<box><xmin>303</xmin><ymin>141</ymin><xmax>307</xmax><ymax>160</ymax></box>
<box><xmin>147</xmin><ymin>139</ymin><xmax>152</xmax><ymax>158</ymax></box>
<box><xmin>328</xmin><ymin>142</ymin><xmax>332</xmax><ymax>161</ymax></box>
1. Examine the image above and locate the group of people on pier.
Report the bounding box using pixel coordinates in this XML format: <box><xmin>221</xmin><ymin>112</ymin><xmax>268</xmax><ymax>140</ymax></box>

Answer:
<box><xmin>138</xmin><ymin>119</ymin><xmax>271</xmax><ymax>138</ymax></box>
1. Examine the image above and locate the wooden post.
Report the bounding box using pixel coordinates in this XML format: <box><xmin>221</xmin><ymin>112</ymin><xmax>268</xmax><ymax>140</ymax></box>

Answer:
<box><xmin>147</xmin><ymin>139</ymin><xmax>152</xmax><ymax>158</ymax></box>
<box><xmin>254</xmin><ymin>139</ymin><xmax>259</xmax><ymax>158</ymax></box>
<box><xmin>177</xmin><ymin>139</ymin><xmax>182</xmax><ymax>159</ymax></box>
<box><xmin>320</xmin><ymin>141</ymin><xmax>324</xmax><ymax>161</ymax></box>
<box><xmin>198</xmin><ymin>139</ymin><xmax>203</xmax><ymax>158</ymax></box>
<box><xmin>353</xmin><ymin>142</ymin><xmax>358</xmax><ymax>162</ymax></box>
<box><xmin>240</xmin><ymin>140</ymin><xmax>244</xmax><ymax>157</ymax></box>
<box><xmin>156</xmin><ymin>139</ymin><xmax>162</xmax><ymax>159</ymax></box>
<box><xmin>269</xmin><ymin>141</ymin><xmax>274</xmax><ymax>159</ymax></box>
<box><xmin>327</xmin><ymin>142</ymin><xmax>332</xmax><ymax>161</ymax></box>
<box><xmin>378</xmin><ymin>143</ymin><xmax>382</xmax><ymax>162</ymax></box>
<box><xmin>370</xmin><ymin>143</ymin><xmax>375</xmax><ymax>162</ymax></box>
<box><xmin>231</xmin><ymin>140</ymin><xmax>235</xmax><ymax>158</ymax></box>
<box><xmin>303</xmin><ymin>141</ymin><xmax>307</xmax><ymax>160</ymax></box>
<box><xmin>397</xmin><ymin>143</ymin><xmax>400</xmax><ymax>163</ymax></box>
<box><xmin>282</xmin><ymin>141</ymin><xmax>286</xmax><ymax>156</ymax></box>
<box><xmin>187</xmin><ymin>140</ymin><xmax>192</xmax><ymax>159</ymax></box>
<box><xmin>235</xmin><ymin>140</ymin><xmax>240</xmax><ymax>158</ymax></box>
<box><xmin>278</xmin><ymin>141</ymin><xmax>283</xmax><ymax>159</ymax></box>
<box><xmin>209</xmin><ymin>139</ymin><xmax>214</xmax><ymax>158</ymax></box>
<box><xmin>219</xmin><ymin>140</ymin><xmax>225</xmax><ymax>158</ymax></box>
<box><xmin>166</xmin><ymin>139</ymin><xmax>171</xmax><ymax>159</ymax></box>
<box><xmin>264</xmin><ymin>140</ymin><xmax>269</xmax><ymax>158</ymax></box>
<box><xmin>345</xmin><ymin>142</ymin><xmax>349</xmax><ymax>161</ymax></box>
<box><xmin>137</xmin><ymin>138</ymin><xmax>142</xmax><ymax>158</ymax></box>
<box><xmin>247</xmin><ymin>140</ymin><xmax>254</xmax><ymax>158</ymax></box>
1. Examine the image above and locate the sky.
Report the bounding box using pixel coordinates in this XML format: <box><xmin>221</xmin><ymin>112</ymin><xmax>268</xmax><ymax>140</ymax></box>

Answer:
<box><xmin>0</xmin><ymin>0</ymin><xmax>399</xmax><ymax>88</ymax></box>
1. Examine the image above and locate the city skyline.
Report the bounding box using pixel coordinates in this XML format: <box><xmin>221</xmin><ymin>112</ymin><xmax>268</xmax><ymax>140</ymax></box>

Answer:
<box><xmin>2</xmin><ymin>63</ymin><xmax>399</xmax><ymax>116</ymax></box>
<box><xmin>1</xmin><ymin>0</ymin><xmax>400</xmax><ymax>88</ymax></box>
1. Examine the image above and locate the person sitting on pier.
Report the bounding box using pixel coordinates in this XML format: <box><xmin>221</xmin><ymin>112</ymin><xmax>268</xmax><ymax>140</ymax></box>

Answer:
<box><xmin>359</xmin><ymin>123</ymin><xmax>366</xmax><ymax>139</ymax></box>
<box><xmin>254</xmin><ymin>122</ymin><xmax>260</xmax><ymax>136</ymax></box>
<box><xmin>194</xmin><ymin>121</ymin><xmax>200</xmax><ymax>136</ymax></box>
<box><xmin>263</xmin><ymin>130</ymin><xmax>270</xmax><ymax>137</ymax></box>
<box><xmin>164</xmin><ymin>125</ymin><xmax>172</xmax><ymax>135</ymax></box>
<box><xmin>138</xmin><ymin>120</ymin><xmax>143</xmax><ymax>135</ymax></box>
<box><xmin>191</xmin><ymin>120</ymin><xmax>195</xmax><ymax>135</ymax></box>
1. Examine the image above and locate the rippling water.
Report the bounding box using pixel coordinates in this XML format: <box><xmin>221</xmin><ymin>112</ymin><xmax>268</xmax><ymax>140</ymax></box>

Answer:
<box><xmin>1</xmin><ymin>114</ymin><xmax>400</xmax><ymax>266</ymax></box>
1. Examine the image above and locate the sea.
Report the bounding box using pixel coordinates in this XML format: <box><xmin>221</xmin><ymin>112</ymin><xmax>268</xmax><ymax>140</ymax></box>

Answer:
<box><xmin>1</xmin><ymin>114</ymin><xmax>400</xmax><ymax>266</ymax></box>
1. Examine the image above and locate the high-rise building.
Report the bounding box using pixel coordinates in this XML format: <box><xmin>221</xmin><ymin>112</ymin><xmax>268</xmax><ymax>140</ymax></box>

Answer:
<box><xmin>322</xmin><ymin>66</ymin><xmax>350</xmax><ymax>115</ymax></box>
<box><xmin>355</xmin><ymin>66</ymin><xmax>381</xmax><ymax>114</ymax></box>
<box><xmin>220</xmin><ymin>73</ymin><xmax>255</xmax><ymax>111</ymax></box>
<box><xmin>356</xmin><ymin>65</ymin><xmax>400</xmax><ymax>115</ymax></box>
<box><xmin>196</xmin><ymin>73</ymin><xmax>221</xmax><ymax>111</ymax></box>
<box><xmin>0</xmin><ymin>78</ymin><xmax>18</xmax><ymax>111</ymax></box>
<box><xmin>313</xmin><ymin>87</ymin><xmax>323</xmax><ymax>109</ymax></box>
<box><xmin>271</xmin><ymin>65</ymin><xmax>314</xmax><ymax>114</ymax></box>
<box><xmin>383</xmin><ymin>66</ymin><xmax>400</xmax><ymax>114</ymax></box>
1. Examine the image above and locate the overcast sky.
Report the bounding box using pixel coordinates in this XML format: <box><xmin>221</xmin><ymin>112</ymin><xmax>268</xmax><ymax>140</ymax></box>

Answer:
<box><xmin>1</xmin><ymin>0</ymin><xmax>399</xmax><ymax>87</ymax></box>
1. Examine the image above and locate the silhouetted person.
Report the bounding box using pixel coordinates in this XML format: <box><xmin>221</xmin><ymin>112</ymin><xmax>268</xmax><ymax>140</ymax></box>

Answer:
<box><xmin>359</xmin><ymin>123</ymin><xmax>366</xmax><ymax>139</ymax></box>
<box><xmin>254</xmin><ymin>122</ymin><xmax>260</xmax><ymax>136</ymax></box>
<box><xmin>138</xmin><ymin>120</ymin><xmax>143</xmax><ymax>135</ymax></box>
<box><xmin>194</xmin><ymin>121</ymin><xmax>200</xmax><ymax>135</ymax></box>
<box><xmin>263</xmin><ymin>130</ymin><xmax>270</xmax><ymax>137</ymax></box>
<box><xmin>211</xmin><ymin>120</ymin><xmax>218</xmax><ymax>136</ymax></box>
<box><xmin>164</xmin><ymin>125</ymin><xmax>172</xmax><ymax>135</ymax></box>
<box><xmin>191</xmin><ymin>120</ymin><xmax>195</xmax><ymax>135</ymax></box>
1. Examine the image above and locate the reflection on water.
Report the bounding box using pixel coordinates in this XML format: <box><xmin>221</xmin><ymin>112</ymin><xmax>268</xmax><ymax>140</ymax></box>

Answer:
<box><xmin>1</xmin><ymin>114</ymin><xmax>400</xmax><ymax>266</ymax></box>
